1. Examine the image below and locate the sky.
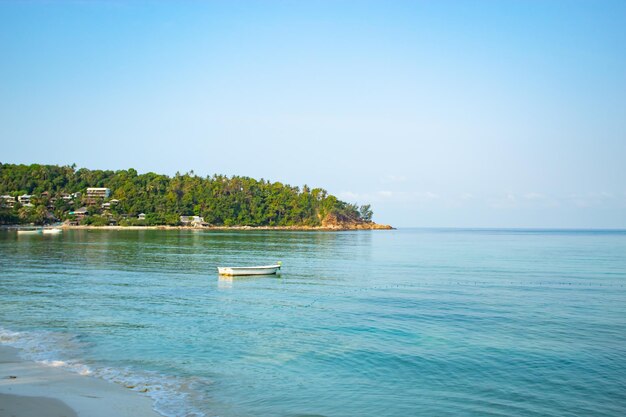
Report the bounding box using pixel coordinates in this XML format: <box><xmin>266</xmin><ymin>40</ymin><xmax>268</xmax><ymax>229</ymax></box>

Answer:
<box><xmin>1</xmin><ymin>1</ymin><xmax>625</xmax><ymax>228</ymax></box>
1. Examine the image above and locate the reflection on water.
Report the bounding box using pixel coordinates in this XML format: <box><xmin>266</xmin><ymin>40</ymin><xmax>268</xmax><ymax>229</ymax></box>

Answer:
<box><xmin>217</xmin><ymin>276</ymin><xmax>234</xmax><ymax>290</ymax></box>
<box><xmin>7</xmin><ymin>229</ymin><xmax>369</xmax><ymax>273</ymax></box>
<box><xmin>1</xmin><ymin>229</ymin><xmax>626</xmax><ymax>417</ymax></box>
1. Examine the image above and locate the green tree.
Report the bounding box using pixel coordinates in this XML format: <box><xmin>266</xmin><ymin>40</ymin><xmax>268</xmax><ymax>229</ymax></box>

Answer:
<box><xmin>0</xmin><ymin>163</ymin><xmax>375</xmax><ymax>226</ymax></box>
<box><xmin>359</xmin><ymin>204</ymin><xmax>373</xmax><ymax>222</ymax></box>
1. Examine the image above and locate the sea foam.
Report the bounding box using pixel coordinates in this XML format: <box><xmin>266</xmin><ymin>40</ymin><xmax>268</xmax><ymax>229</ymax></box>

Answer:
<box><xmin>0</xmin><ymin>326</ymin><xmax>208</xmax><ymax>417</ymax></box>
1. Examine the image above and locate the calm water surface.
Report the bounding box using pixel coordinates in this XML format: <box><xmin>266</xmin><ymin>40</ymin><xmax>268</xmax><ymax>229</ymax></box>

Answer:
<box><xmin>1</xmin><ymin>229</ymin><xmax>625</xmax><ymax>416</ymax></box>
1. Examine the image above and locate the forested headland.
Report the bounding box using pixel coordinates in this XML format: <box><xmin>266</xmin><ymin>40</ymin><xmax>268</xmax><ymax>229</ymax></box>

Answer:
<box><xmin>0</xmin><ymin>163</ymin><xmax>389</xmax><ymax>229</ymax></box>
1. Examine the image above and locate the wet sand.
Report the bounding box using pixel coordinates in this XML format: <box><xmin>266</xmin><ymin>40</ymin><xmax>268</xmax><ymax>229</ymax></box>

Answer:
<box><xmin>0</xmin><ymin>393</ymin><xmax>78</xmax><ymax>417</ymax></box>
<box><xmin>0</xmin><ymin>346</ymin><xmax>160</xmax><ymax>417</ymax></box>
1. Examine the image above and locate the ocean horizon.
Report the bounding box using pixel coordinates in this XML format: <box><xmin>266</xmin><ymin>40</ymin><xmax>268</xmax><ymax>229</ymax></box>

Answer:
<box><xmin>1</xmin><ymin>228</ymin><xmax>625</xmax><ymax>416</ymax></box>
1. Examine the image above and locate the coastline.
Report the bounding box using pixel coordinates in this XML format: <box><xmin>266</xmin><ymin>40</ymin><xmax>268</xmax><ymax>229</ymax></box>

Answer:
<box><xmin>2</xmin><ymin>223</ymin><xmax>394</xmax><ymax>231</ymax></box>
<box><xmin>0</xmin><ymin>345</ymin><xmax>161</xmax><ymax>417</ymax></box>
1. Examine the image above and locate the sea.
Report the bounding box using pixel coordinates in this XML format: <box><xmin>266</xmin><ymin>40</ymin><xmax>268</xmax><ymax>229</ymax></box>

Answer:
<box><xmin>1</xmin><ymin>228</ymin><xmax>625</xmax><ymax>417</ymax></box>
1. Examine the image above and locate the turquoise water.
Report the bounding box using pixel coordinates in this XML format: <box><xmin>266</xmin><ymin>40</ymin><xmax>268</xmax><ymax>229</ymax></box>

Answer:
<box><xmin>1</xmin><ymin>229</ymin><xmax>626</xmax><ymax>416</ymax></box>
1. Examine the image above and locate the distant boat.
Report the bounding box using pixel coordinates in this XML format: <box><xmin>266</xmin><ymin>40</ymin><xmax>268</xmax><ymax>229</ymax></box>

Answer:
<box><xmin>42</xmin><ymin>228</ymin><xmax>62</xmax><ymax>234</ymax></box>
<box><xmin>217</xmin><ymin>263</ymin><xmax>282</xmax><ymax>276</ymax></box>
<box><xmin>17</xmin><ymin>229</ymin><xmax>42</xmax><ymax>235</ymax></box>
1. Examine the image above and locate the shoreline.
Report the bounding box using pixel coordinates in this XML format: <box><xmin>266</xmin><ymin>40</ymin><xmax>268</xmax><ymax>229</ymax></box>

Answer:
<box><xmin>2</xmin><ymin>223</ymin><xmax>394</xmax><ymax>231</ymax></box>
<box><xmin>0</xmin><ymin>345</ymin><xmax>161</xmax><ymax>417</ymax></box>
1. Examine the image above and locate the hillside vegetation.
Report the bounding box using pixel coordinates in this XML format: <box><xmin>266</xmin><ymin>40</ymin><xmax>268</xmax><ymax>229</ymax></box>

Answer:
<box><xmin>0</xmin><ymin>163</ymin><xmax>375</xmax><ymax>227</ymax></box>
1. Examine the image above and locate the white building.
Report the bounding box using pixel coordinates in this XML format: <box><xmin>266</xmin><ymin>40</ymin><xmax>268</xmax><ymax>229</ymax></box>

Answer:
<box><xmin>86</xmin><ymin>188</ymin><xmax>110</xmax><ymax>199</ymax></box>
<box><xmin>0</xmin><ymin>195</ymin><xmax>16</xmax><ymax>208</ymax></box>
<box><xmin>180</xmin><ymin>215</ymin><xmax>207</xmax><ymax>227</ymax></box>
<box><xmin>18</xmin><ymin>194</ymin><xmax>32</xmax><ymax>204</ymax></box>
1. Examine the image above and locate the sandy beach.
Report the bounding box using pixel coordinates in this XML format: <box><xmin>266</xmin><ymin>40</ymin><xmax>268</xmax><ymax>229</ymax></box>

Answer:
<box><xmin>2</xmin><ymin>223</ymin><xmax>394</xmax><ymax>232</ymax></box>
<box><xmin>0</xmin><ymin>345</ymin><xmax>161</xmax><ymax>417</ymax></box>
<box><xmin>58</xmin><ymin>224</ymin><xmax>394</xmax><ymax>231</ymax></box>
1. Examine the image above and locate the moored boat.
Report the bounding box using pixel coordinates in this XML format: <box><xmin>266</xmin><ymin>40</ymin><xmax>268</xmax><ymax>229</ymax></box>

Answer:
<box><xmin>217</xmin><ymin>263</ymin><xmax>282</xmax><ymax>276</ymax></box>
<box><xmin>17</xmin><ymin>229</ymin><xmax>42</xmax><ymax>235</ymax></box>
<box><xmin>42</xmin><ymin>228</ymin><xmax>62</xmax><ymax>234</ymax></box>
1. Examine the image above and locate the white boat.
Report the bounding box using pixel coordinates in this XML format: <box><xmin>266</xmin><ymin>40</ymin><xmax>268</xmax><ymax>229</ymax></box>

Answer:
<box><xmin>217</xmin><ymin>263</ymin><xmax>282</xmax><ymax>276</ymax></box>
<box><xmin>17</xmin><ymin>229</ymin><xmax>42</xmax><ymax>235</ymax></box>
<box><xmin>42</xmin><ymin>228</ymin><xmax>62</xmax><ymax>234</ymax></box>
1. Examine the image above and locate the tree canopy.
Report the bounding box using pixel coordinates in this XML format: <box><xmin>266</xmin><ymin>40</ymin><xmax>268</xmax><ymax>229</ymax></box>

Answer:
<box><xmin>0</xmin><ymin>163</ymin><xmax>373</xmax><ymax>227</ymax></box>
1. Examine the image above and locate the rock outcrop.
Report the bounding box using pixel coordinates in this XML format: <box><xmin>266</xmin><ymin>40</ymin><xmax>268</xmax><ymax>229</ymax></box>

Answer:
<box><xmin>320</xmin><ymin>214</ymin><xmax>393</xmax><ymax>230</ymax></box>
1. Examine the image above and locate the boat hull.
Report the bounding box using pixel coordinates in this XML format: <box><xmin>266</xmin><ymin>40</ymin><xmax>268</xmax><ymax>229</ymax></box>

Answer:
<box><xmin>217</xmin><ymin>265</ymin><xmax>281</xmax><ymax>276</ymax></box>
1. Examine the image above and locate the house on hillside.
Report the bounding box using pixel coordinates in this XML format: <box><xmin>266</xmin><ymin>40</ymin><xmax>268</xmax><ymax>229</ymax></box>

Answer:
<box><xmin>86</xmin><ymin>188</ymin><xmax>110</xmax><ymax>198</ymax></box>
<box><xmin>86</xmin><ymin>188</ymin><xmax>110</xmax><ymax>205</ymax></box>
<box><xmin>47</xmin><ymin>196</ymin><xmax>57</xmax><ymax>209</ymax></box>
<box><xmin>18</xmin><ymin>194</ymin><xmax>31</xmax><ymax>205</ymax></box>
<box><xmin>70</xmin><ymin>207</ymin><xmax>88</xmax><ymax>220</ymax></box>
<box><xmin>0</xmin><ymin>195</ymin><xmax>16</xmax><ymax>208</ymax></box>
<box><xmin>180</xmin><ymin>215</ymin><xmax>208</xmax><ymax>227</ymax></box>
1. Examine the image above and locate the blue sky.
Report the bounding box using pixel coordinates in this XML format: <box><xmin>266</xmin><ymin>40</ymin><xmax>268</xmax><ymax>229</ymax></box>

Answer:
<box><xmin>1</xmin><ymin>1</ymin><xmax>625</xmax><ymax>228</ymax></box>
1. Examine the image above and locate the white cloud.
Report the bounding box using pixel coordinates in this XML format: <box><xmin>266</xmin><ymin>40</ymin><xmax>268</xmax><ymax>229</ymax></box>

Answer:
<box><xmin>489</xmin><ymin>192</ymin><xmax>518</xmax><ymax>209</ymax></box>
<box><xmin>565</xmin><ymin>192</ymin><xmax>618</xmax><ymax>208</ymax></box>
<box><xmin>339</xmin><ymin>190</ymin><xmax>439</xmax><ymax>204</ymax></box>
<box><xmin>415</xmin><ymin>191</ymin><xmax>439</xmax><ymax>201</ymax></box>
<box><xmin>338</xmin><ymin>191</ymin><xmax>361</xmax><ymax>201</ymax></box>
<box><xmin>339</xmin><ymin>190</ymin><xmax>625</xmax><ymax>213</ymax></box>
<box><xmin>523</xmin><ymin>192</ymin><xmax>544</xmax><ymax>200</ymax></box>
<box><xmin>380</xmin><ymin>174</ymin><xmax>408</xmax><ymax>184</ymax></box>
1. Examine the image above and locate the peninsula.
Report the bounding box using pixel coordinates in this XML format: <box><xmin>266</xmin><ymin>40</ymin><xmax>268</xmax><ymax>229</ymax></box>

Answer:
<box><xmin>0</xmin><ymin>163</ymin><xmax>392</xmax><ymax>230</ymax></box>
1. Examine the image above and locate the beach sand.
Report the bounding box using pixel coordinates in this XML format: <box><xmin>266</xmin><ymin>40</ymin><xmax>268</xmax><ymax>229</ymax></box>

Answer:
<box><xmin>0</xmin><ymin>345</ymin><xmax>161</xmax><ymax>417</ymax></box>
<box><xmin>0</xmin><ymin>393</ymin><xmax>77</xmax><ymax>417</ymax></box>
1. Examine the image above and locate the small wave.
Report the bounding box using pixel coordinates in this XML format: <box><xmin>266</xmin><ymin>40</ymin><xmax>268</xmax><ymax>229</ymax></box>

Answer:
<box><xmin>93</xmin><ymin>366</ymin><xmax>208</xmax><ymax>417</ymax></box>
<box><xmin>0</xmin><ymin>327</ymin><xmax>91</xmax><ymax>374</ymax></box>
<box><xmin>0</xmin><ymin>326</ymin><xmax>208</xmax><ymax>417</ymax></box>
